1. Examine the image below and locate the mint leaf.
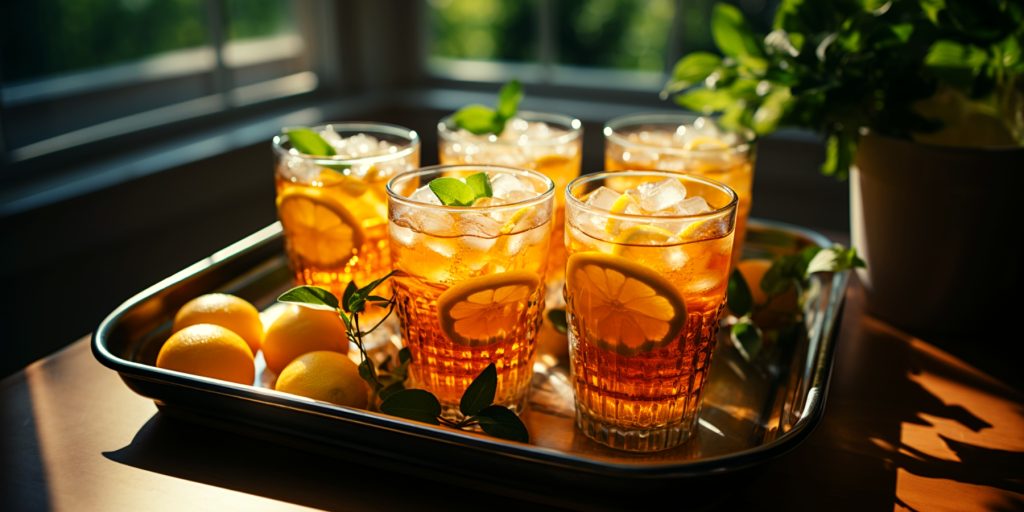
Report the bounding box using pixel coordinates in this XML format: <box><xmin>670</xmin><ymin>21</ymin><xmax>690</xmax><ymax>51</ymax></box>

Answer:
<box><xmin>806</xmin><ymin>245</ymin><xmax>866</xmax><ymax>274</ymax></box>
<box><xmin>460</xmin><ymin>363</ymin><xmax>497</xmax><ymax>417</ymax></box>
<box><xmin>380</xmin><ymin>389</ymin><xmax>441</xmax><ymax>425</ymax></box>
<box><xmin>429</xmin><ymin>177</ymin><xmax>476</xmax><ymax>206</ymax></box>
<box><xmin>731</xmin><ymin>320</ymin><xmax>763</xmax><ymax>361</ymax></box>
<box><xmin>674</xmin><ymin>88</ymin><xmax>735</xmax><ymax>112</ymax></box>
<box><xmin>711</xmin><ymin>3</ymin><xmax>764</xmax><ymax>59</ymax></box>
<box><xmin>452</xmin><ymin>104</ymin><xmax>502</xmax><ymax>135</ymax></box>
<box><xmin>278</xmin><ymin>286</ymin><xmax>339</xmax><ymax>310</ymax></box>
<box><xmin>547</xmin><ymin>308</ymin><xmax>568</xmax><ymax>335</ymax></box>
<box><xmin>665</xmin><ymin>52</ymin><xmax>722</xmax><ymax>94</ymax></box>
<box><xmin>342</xmin><ymin>281</ymin><xmax>358</xmax><ymax>313</ymax></box>
<box><xmin>495</xmin><ymin>79</ymin><xmax>523</xmax><ymax>120</ymax></box>
<box><xmin>474</xmin><ymin>405</ymin><xmax>529</xmax><ymax>443</ymax></box>
<box><xmin>285</xmin><ymin>128</ymin><xmax>335</xmax><ymax>156</ymax></box>
<box><xmin>465</xmin><ymin>172</ymin><xmax>493</xmax><ymax>199</ymax></box>
<box><xmin>728</xmin><ymin>269</ymin><xmax>754</xmax><ymax>316</ymax></box>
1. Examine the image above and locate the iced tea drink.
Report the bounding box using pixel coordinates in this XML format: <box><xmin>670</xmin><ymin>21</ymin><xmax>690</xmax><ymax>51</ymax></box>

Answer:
<box><xmin>387</xmin><ymin>165</ymin><xmax>555</xmax><ymax>413</ymax></box>
<box><xmin>604</xmin><ymin>113</ymin><xmax>753</xmax><ymax>261</ymax></box>
<box><xmin>564</xmin><ymin>171</ymin><xmax>737</xmax><ymax>451</ymax></box>
<box><xmin>273</xmin><ymin>123</ymin><xmax>419</xmax><ymax>327</ymax></box>
<box><xmin>439</xmin><ymin>111</ymin><xmax>581</xmax><ymax>297</ymax></box>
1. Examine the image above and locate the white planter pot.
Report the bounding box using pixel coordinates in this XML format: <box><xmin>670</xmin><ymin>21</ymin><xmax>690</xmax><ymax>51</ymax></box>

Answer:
<box><xmin>850</xmin><ymin>134</ymin><xmax>1024</xmax><ymax>336</ymax></box>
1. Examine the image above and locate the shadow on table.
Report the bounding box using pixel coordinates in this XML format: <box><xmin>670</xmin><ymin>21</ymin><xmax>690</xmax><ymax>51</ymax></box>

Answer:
<box><xmin>103</xmin><ymin>411</ymin><xmax>551</xmax><ymax>511</ymax></box>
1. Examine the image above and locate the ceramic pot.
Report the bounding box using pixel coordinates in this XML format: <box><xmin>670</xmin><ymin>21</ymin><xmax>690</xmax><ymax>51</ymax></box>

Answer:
<box><xmin>851</xmin><ymin>133</ymin><xmax>1024</xmax><ymax>337</ymax></box>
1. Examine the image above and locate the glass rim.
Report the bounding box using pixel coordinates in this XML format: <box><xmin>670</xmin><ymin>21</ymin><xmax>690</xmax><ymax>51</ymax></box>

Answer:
<box><xmin>272</xmin><ymin>122</ymin><xmax>420</xmax><ymax>165</ymax></box>
<box><xmin>387</xmin><ymin>164</ymin><xmax>556</xmax><ymax>213</ymax></box>
<box><xmin>437</xmin><ymin>110</ymin><xmax>583</xmax><ymax>147</ymax></box>
<box><xmin>603</xmin><ymin>112</ymin><xmax>755</xmax><ymax>155</ymax></box>
<box><xmin>565</xmin><ymin>170</ymin><xmax>738</xmax><ymax>222</ymax></box>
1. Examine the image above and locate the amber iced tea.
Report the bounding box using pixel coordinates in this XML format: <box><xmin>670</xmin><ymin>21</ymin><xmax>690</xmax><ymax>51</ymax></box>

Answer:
<box><xmin>273</xmin><ymin>123</ymin><xmax>419</xmax><ymax>325</ymax></box>
<box><xmin>387</xmin><ymin>165</ymin><xmax>554</xmax><ymax>413</ymax></box>
<box><xmin>605</xmin><ymin>113</ymin><xmax>752</xmax><ymax>261</ymax></box>
<box><xmin>565</xmin><ymin>171</ymin><xmax>737</xmax><ymax>451</ymax></box>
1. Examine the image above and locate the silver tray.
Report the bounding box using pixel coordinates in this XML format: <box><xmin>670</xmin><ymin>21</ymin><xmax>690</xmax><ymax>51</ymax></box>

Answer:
<box><xmin>93</xmin><ymin>219</ymin><xmax>849</xmax><ymax>505</ymax></box>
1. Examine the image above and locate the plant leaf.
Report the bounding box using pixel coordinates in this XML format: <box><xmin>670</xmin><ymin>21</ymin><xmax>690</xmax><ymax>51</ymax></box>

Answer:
<box><xmin>822</xmin><ymin>132</ymin><xmax>855</xmax><ymax>179</ymax></box>
<box><xmin>473</xmin><ymin>405</ymin><xmax>530</xmax><ymax>443</ymax></box>
<box><xmin>429</xmin><ymin>177</ymin><xmax>477</xmax><ymax>206</ymax></box>
<box><xmin>547</xmin><ymin>308</ymin><xmax>568</xmax><ymax>334</ymax></box>
<box><xmin>277</xmin><ymin>286</ymin><xmax>339</xmax><ymax>310</ymax></box>
<box><xmin>496</xmin><ymin>79</ymin><xmax>523</xmax><ymax>121</ymax></box>
<box><xmin>728</xmin><ymin>269</ymin><xmax>754</xmax><ymax>316</ymax></box>
<box><xmin>358</xmin><ymin>359</ymin><xmax>380</xmax><ymax>390</ymax></box>
<box><xmin>712</xmin><ymin>3</ymin><xmax>764</xmax><ymax>59</ymax></box>
<box><xmin>674</xmin><ymin>88</ymin><xmax>735</xmax><ymax>113</ymax></box>
<box><xmin>665</xmin><ymin>52</ymin><xmax>722</xmax><ymax>93</ymax></box>
<box><xmin>380</xmin><ymin>389</ymin><xmax>442</xmax><ymax>425</ymax></box>
<box><xmin>378</xmin><ymin>381</ymin><xmax>406</xmax><ymax>401</ymax></box>
<box><xmin>807</xmin><ymin>245</ymin><xmax>866</xmax><ymax>274</ymax></box>
<box><xmin>731</xmin><ymin>320</ymin><xmax>763</xmax><ymax>361</ymax></box>
<box><xmin>285</xmin><ymin>128</ymin><xmax>336</xmax><ymax>156</ymax></box>
<box><xmin>753</xmin><ymin>87</ymin><xmax>793</xmax><ymax>134</ymax></box>
<box><xmin>341</xmin><ymin>281</ymin><xmax>358</xmax><ymax>313</ymax></box>
<box><xmin>398</xmin><ymin>347</ymin><xmax>412</xmax><ymax>364</ymax></box>
<box><xmin>460</xmin><ymin>363</ymin><xmax>497</xmax><ymax>417</ymax></box>
<box><xmin>452</xmin><ymin>104</ymin><xmax>502</xmax><ymax>135</ymax></box>
<box><xmin>465</xmin><ymin>172</ymin><xmax>493</xmax><ymax>199</ymax></box>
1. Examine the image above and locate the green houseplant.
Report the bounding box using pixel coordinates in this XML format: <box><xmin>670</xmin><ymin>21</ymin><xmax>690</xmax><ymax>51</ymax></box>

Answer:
<box><xmin>665</xmin><ymin>0</ymin><xmax>1023</xmax><ymax>336</ymax></box>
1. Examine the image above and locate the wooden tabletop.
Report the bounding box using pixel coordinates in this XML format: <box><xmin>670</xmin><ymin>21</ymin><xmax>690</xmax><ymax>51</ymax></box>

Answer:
<box><xmin>2</xmin><ymin>282</ymin><xmax>1021</xmax><ymax>511</ymax></box>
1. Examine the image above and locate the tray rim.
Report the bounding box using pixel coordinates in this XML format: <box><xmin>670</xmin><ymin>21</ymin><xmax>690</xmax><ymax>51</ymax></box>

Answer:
<box><xmin>92</xmin><ymin>219</ymin><xmax>848</xmax><ymax>479</ymax></box>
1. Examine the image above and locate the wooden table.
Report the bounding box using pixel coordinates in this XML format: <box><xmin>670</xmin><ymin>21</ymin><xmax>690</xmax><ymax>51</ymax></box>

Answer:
<box><xmin>2</xmin><ymin>283</ymin><xmax>1021</xmax><ymax>511</ymax></box>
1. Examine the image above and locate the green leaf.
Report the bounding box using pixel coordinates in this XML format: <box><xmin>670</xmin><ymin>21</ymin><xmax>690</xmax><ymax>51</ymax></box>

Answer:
<box><xmin>460</xmin><ymin>363</ymin><xmax>497</xmax><ymax>417</ymax></box>
<box><xmin>674</xmin><ymin>88</ymin><xmax>735</xmax><ymax>113</ymax></box>
<box><xmin>752</xmin><ymin>87</ymin><xmax>793</xmax><ymax>135</ymax></box>
<box><xmin>712</xmin><ymin>3</ymin><xmax>764</xmax><ymax>59</ymax></box>
<box><xmin>731</xmin><ymin>320</ymin><xmax>763</xmax><ymax>361</ymax></box>
<box><xmin>822</xmin><ymin>132</ymin><xmax>855</xmax><ymax>179</ymax></box>
<box><xmin>807</xmin><ymin>245</ymin><xmax>866</xmax><ymax>274</ymax></box>
<box><xmin>277</xmin><ymin>286</ymin><xmax>339</xmax><ymax>310</ymax></box>
<box><xmin>398</xmin><ymin>347</ymin><xmax>412</xmax><ymax>364</ymax></box>
<box><xmin>547</xmin><ymin>308</ymin><xmax>568</xmax><ymax>335</ymax></box>
<box><xmin>285</xmin><ymin>128</ymin><xmax>335</xmax><ymax>156</ymax></box>
<box><xmin>728</xmin><ymin>269</ymin><xmax>754</xmax><ymax>316</ymax></box>
<box><xmin>341</xmin><ymin>281</ymin><xmax>358</xmax><ymax>313</ymax></box>
<box><xmin>452</xmin><ymin>104</ymin><xmax>502</xmax><ymax>135</ymax></box>
<box><xmin>465</xmin><ymin>172</ymin><xmax>493</xmax><ymax>199</ymax></box>
<box><xmin>380</xmin><ymin>389</ymin><xmax>442</xmax><ymax>425</ymax></box>
<box><xmin>358</xmin><ymin>359</ymin><xmax>380</xmax><ymax>390</ymax></box>
<box><xmin>496</xmin><ymin>79</ymin><xmax>523</xmax><ymax>121</ymax></box>
<box><xmin>429</xmin><ymin>177</ymin><xmax>477</xmax><ymax>206</ymax></box>
<box><xmin>473</xmin><ymin>405</ymin><xmax>530</xmax><ymax>443</ymax></box>
<box><xmin>761</xmin><ymin>246</ymin><xmax>821</xmax><ymax>297</ymax></box>
<box><xmin>378</xmin><ymin>381</ymin><xmax>406</xmax><ymax>401</ymax></box>
<box><xmin>665</xmin><ymin>52</ymin><xmax>722</xmax><ymax>93</ymax></box>
<box><xmin>358</xmin><ymin>270</ymin><xmax>397</xmax><ymax>299</ymax></box>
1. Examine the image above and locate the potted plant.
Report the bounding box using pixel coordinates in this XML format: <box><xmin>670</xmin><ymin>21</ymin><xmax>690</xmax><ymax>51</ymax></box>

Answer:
<box><xmin>664</xmin><ymin>0</ymin><xmax>1024</xmax><ymax>336</ymax></box>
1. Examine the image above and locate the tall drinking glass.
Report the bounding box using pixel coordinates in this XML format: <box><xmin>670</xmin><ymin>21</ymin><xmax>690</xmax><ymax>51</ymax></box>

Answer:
<box><xmin>387</xmin><ymin>165</ymin><xmax>555</xmax><ymax>414</ymax></box>
<box><xmin>564</xmin><ymin>171</ymin><xmax>737</xmax><ymax>451</ymax></box>
<box><xmin>604</xmin><ymin>113</ymin><xmax>753</xmax><ymax>261</ymax></box>
<box><xmin>273</xmin><ymin>123</ymin><xmax>420</xmax><ymax>343</ymax></box>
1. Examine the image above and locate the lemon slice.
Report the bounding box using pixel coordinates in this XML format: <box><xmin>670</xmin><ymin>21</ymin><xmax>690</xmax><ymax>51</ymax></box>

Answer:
<box><xmin>611</xmin><ymin>224</ymin><xmax>676</xmax><ymax>257</ymax></box>
<box><xmin>603</xmin><ymin>193</ymin><xmax>637</xmax><ymax>234</ymax></box>
<box><xmin>566</xmin><ymin>252</ymin><xmax>687</xmax><ymax>355</ymax></box>
<box><xmin>677</xmin><ymin>219</ymin><xmax>721</xmax><ymax>241</ymax></box>
<box><xmin>500</xmin><ymin>206</ymin><xmax>533</xmax><ymax>234</ymax></box>
<box><xmin>277</xmin><ymin>188</ymin><xmax>365</xmax><ymax>266</ymax></box>
<box><xmin>683</xmin><ymin>136</ymin><xmax>729</xmax><ymax>151</ymax></box>
<box><xmin>318</xmin><ymin>168</ymin><xmax>369</xmax><ymax>197</ymax></box>
<box><xmin>437</xmin><ymin>271</ymin><xmax>541</xmax><ymax>347</ymax></box>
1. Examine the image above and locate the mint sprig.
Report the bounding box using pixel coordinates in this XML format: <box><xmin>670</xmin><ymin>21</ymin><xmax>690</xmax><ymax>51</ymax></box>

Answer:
<box><xmin>429</xmin><ymin>172</ymin><xmax>493</xmax><ymax>206</ymax></box>
<box><xmin>278</xmin><ymin>274</ymin><xmax>529</xmax><ymax>443</ymax></box>
<box><xmin>452</xmin><ymin>80</ymin><xmax>523</xmax><ymax>135</ymax></box>
<box><xmin>285</xmin><ymin>128</ymin><xmax>335</xmax><ymax>156</ymax></box>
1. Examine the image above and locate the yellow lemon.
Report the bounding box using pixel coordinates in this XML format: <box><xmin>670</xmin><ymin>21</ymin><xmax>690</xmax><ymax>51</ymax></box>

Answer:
<box><xmin>156</xmin><ymin>324</ymin><xmax>255</xmax><ymax>385</ymax></box>
<box><xmin>276</xmin><ymin>187</ymin><xmax>365</xmax><ymax>267</ymax></box>
<box><xmin>262</xmin><ymin>303</ymin><xmax>348</xmax><ymax>374</ymax></box>
<box><xmin>566</xmin><ymin>252</ymin><xmax>687</xmax><ymax>355</ymax></box>
<box><xmin>275</xmin><ymin>351</ymin><xmax>369</xmax><ymax>409</ymax></box>
<box><xmin>173</xmin><ymin>293</ymin><xmax>263</xmax><ymax>355</ymax></box>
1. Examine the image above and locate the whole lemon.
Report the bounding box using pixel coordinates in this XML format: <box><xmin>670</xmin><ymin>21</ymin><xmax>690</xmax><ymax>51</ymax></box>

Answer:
<box><xmin>262</xmin><ymin>304</ymin><xmax>348</xmax><ymax>374</ymax></box>
<box><xmin>173</xmin><ymin>293</ymin><xmax>263</xmax><ymax>355</ymax></box>
<box><xmin>156</xmin><ymin>324</ymin><xmax>255</xmax><ymax>385</ymax></box>
<box><xmin>275</xmin><ymin>351</ymin><xmax>369</xmax><ymax>408</ymax></box>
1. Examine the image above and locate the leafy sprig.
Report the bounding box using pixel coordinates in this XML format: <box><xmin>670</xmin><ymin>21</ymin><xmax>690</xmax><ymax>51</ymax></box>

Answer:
<box><xmin>429</xmin><ymin>172</ymin><xmax>493</xmax><ymax>206</ymax></box>
<box><xmin>664</xmin><ymin>1</ymin><xmax>1024</xmax><ymax>178</ymax></box>
<box><xmin>277</xmin><ymin>275</ymin><xmax>529</xmax><ymax>443</ymax></box>
<box><xmin>727</xmin><ymin>245</ymin><xmax>865</xmax><ymax>360</ymax></box>
<box><xmin>452</xmin><ymin>80</ymin><xmax>524</xmax><ymax>135</ymax></box>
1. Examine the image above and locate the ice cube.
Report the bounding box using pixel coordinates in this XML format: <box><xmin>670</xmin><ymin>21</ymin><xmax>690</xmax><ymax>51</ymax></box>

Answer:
<box><xmin>584</xmin><ymin>186</ymin><xmax>621</xmax><ymax>210</ymax></box>
<box><xmin>333</xmin><ymin>133</ymin><xmax>381</xmax><ymax>158</ymax></box>
<box><xmin>637</xmin><ymin>178</ymin><xmax>688</xmax><ymax>213</ymax></box>
<box><xmin>283</xmin><ymin>155</ymin><xmax>320</xmax><ymax>182</ymax></box>
<box><xmin>678</xmin><ymin>196</ymin><xmax>712</xmax><ymax>215</ymax></box>
<box><xmin>389</xmin><ymin>222</ymin><xmax>417</xmax><ymax>247</ymax></box>
<box><xmin>409</xmin><ymin>184</ymin><xmax>442</xmax><ymax>205</ymax></box>
<box><xmin>456</xmin><ymin>212</ymin><xmax>502</xmax><ymax>239</ymax></box>
<box><xmin>490</xmin><ymin>173</ymin><xmax>530</xmax><ymax>198</ymax></box>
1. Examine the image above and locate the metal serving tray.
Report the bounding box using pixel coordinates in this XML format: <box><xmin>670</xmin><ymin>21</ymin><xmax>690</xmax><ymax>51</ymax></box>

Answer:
<box><xmin>94</xmin><ymin>219</ymin><xmax>849</xmax><ymax>506</ymax></box>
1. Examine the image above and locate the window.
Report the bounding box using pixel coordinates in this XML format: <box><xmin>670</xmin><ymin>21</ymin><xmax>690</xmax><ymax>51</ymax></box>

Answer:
<box><xmin>426</xmin><ymin>0</ymin><xmax>776</xmax><ymax>90</ymax></box>
<box><xmin>0</xmin><ymin>0</ymin><xmax>330</xmax><ymax>168</ymax></box>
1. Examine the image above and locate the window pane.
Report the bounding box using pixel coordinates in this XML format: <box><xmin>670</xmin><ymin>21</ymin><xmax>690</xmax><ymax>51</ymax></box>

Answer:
<box><xmin>0</xmin><ymin>0</ymin><xmax>207</xmax><ymax>83</ymax></box>
<box><xmin>556</xmin><ymin>0</ymin><xmax>674</xmax><ymax>71</ymax></box>
<box><xmin>428</xmin><ymin>0</ymin><xmax>537</xmax><ymax>63</ymax></box>
<box><xmin>224</xmin><ymin>0</ymin><xmax>308</xmax><ymax>89</ymax></box>
<box><xmin>679</xmin><ymin>0</ymin><xmax>775</xmax><ymax>54</ymax></box>
<box><xmin>226</xmin><ymin>0</ymin><xmax>297</xmax><ymax>40</ymax></box>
